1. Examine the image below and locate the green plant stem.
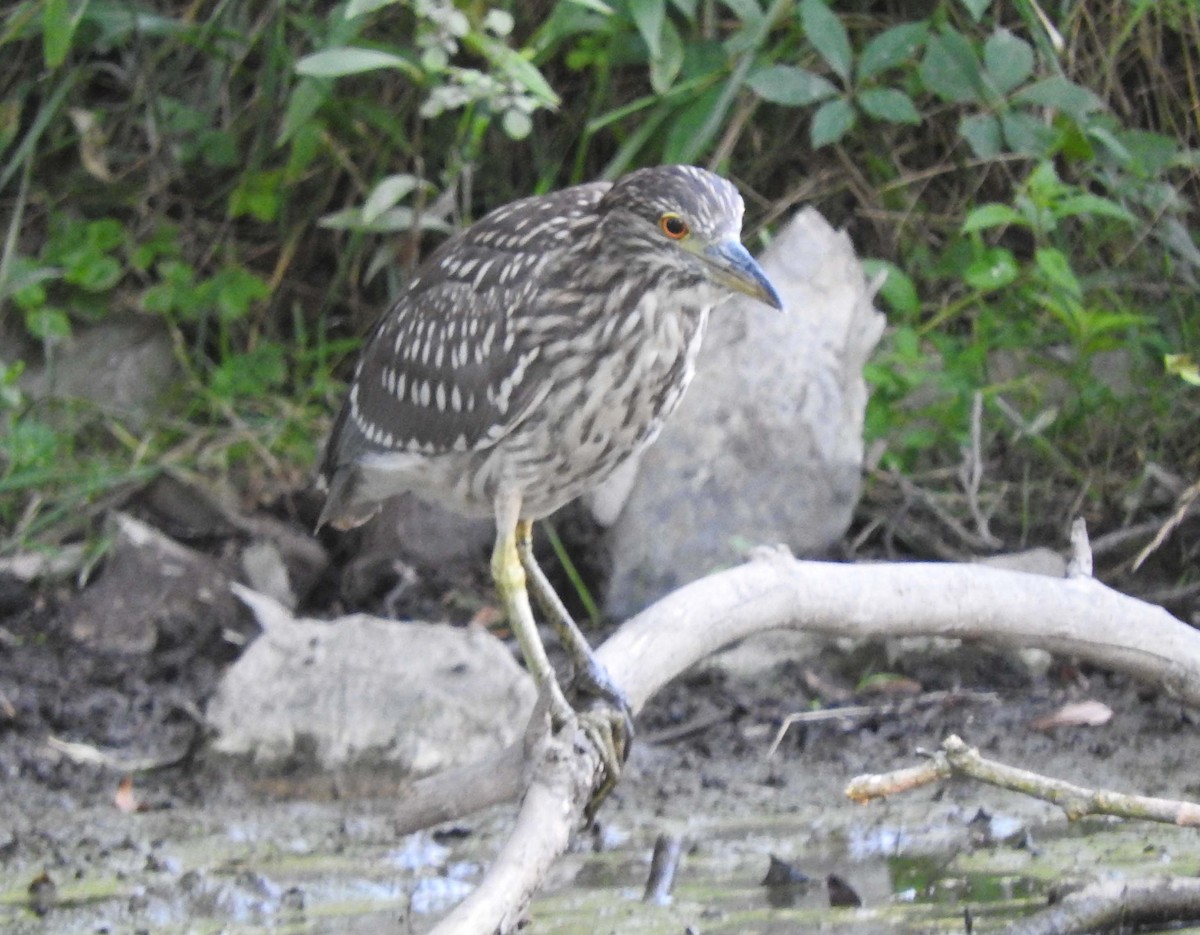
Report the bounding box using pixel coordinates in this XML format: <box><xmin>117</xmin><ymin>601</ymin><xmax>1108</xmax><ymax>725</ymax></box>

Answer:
<box><xmin>540</xmin><ymin>519</ymin><xmax>602</xmax><ymax>629</ymax></box>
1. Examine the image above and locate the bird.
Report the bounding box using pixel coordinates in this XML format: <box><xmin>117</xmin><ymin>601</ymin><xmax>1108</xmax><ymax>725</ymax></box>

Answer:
<box><xmin>317</xmin><ymin>164</ymin><xmax>783</xmax><ymax>795</ymax></box>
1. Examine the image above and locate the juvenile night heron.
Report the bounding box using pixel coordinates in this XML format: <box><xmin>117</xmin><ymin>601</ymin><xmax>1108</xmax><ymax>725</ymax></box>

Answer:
<box><xmin>318</xmin><ymin>164</ymin><xmax>782</xmax><ymax>788</ymax></box>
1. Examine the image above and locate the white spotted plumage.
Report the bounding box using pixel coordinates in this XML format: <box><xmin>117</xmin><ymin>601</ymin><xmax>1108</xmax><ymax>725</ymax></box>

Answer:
<box><xmin>319</xmin><ymin>165</ymin><xmax>760</xmax><ymax>528</ymax></box>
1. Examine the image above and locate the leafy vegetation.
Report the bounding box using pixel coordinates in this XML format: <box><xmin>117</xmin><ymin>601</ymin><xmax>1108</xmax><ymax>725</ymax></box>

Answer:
<box><xmin>1</xmin><ymin>0</ymin><xmax>1197</xmax><ymax>561</ymax></box>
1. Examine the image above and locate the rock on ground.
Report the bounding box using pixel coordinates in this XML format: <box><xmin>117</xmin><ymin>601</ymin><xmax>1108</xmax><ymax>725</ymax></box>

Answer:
<box><xmin>599</xmin><ymin>209</ymin><xmax>885</xmax><ymax>618</ymax></box>
<box><xmin>65</xmin><ymin>513</ymin><xmax>242</xmax><ymax>654</ymax></box>
<box><xmin>17</xmin><ymin>315</ymin><xmax>178</xmax><ymax>424</ymax></box>
<box><xmin>208</xmin><ymin>586</ymin><xmax>536</xmax><ymax>775</ymax></box>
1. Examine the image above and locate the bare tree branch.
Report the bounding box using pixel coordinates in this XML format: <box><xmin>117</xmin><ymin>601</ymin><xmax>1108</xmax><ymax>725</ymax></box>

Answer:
<box><xmin>1003</xmin><ymin>876</ymin><xmax>1200</xmax><ymax>935</ymax></box>
<box><xmin>397</xmin><ymin>553</ymin><xmax>1200</xmax><ymax>934</ymax></box>
<box><xmin>846</xmin><ymin>734</ymin><xmax>1200</xmax><ymax>826</ymax></box>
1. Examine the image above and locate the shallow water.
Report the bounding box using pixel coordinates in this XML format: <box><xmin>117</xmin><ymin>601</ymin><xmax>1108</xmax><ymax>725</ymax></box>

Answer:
<box><xmin>4</xmin><ymin>786</ymin><xmax>1200</xmax><ymax>934</ymax></box>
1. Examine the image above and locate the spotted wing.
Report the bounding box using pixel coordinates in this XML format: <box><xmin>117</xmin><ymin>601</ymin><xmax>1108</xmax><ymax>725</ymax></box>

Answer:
<box><xmin>322</xmin><ymin>181</ymin><xmax>611</xmax><ymax>478</ymax></box>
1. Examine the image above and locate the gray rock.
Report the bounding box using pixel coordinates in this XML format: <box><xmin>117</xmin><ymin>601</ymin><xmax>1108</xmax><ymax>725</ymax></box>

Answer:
<box><xmin>339</xmin><ymin>493</ymin><xmax>495</xmax><ymax>604</ymax></box>
<box><xmin>600</xmin><ymin>209</ymin><xmax>885</xmax><ymax>618</ymax></box>
<box><xmin>209</xmin><ymin>586</ymin><xmax>535</xmax><ymax>774</ymax></box>
<box><xmin>240</xmin><ymin>541</ymin><xmax>297</xmax><ymax>609</ymax></box>
<box><xmin>137</xmin><ymin>473</ymin><xmax>330</xmax><ymax>606</ymax></box>
<box><xmin>19</xmin><ymin>315</ymin><xmax>178</xmax><ymax>424</ymax></box>
<box><xmin>66</xmin><ymin>513</ymin><xmax>240</xmax><ymax>653</ymax></box>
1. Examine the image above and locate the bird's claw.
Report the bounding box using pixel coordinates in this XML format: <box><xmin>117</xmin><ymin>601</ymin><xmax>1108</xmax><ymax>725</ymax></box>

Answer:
<box><xmin>570</xmin><ymin>654</ymin><xmax>635</xmax><ymax>764</ymax></box>
<box><xmin>558</xmin><ymin>657</ymin><xmax>634</xmax><ymax>820</ymax></box>
<box><xmin>578</xmin><ymin>704</ymin><xmax>631</xmax><ymax>822</ymax></box>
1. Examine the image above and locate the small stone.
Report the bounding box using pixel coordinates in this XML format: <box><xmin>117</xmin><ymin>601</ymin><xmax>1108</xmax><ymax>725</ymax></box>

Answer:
<box><xmin>207</xmin><ymin>586</ymin><xmax>535</xmax><ymax>774</ymax></box>
<box><xmin>65</xmin><ymin>514</ymin><xmax>240</xmax><ymax>654</ymax></box>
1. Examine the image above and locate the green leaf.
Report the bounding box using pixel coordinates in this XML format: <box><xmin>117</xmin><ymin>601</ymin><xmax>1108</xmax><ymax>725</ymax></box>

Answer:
<box><xmin>284</xmin><ymin>122</ymin><xmax>323</xmax><ymax>181</ymax></box>
<box><xmin>857</xmin><ymin>88</ymin><xmax>920</xmax><ymax>124</ymax></box>
<box><xmin>65</xmin><ymin>254</ymin><xmax>122</xmax><ymax>293</ymax></box>
<box><xmin>362</xmin><ymin>174</ymin><xmax>421</xmax><ymax>224</ymax></box>
<box><xmin>295</xmin><ymin>47</ymin><xmax>418</xmax><ymax>79</ymax></box>
<box><xmin>919</xmin><ymin>27</ymin><xmax>984</xmax><ymax>104</ymax></box>
<box><xmin>345</xmin><ymin>0</ymin><xmax>401</xmax><ymax>17</ymax></box>
<box><xmin>1025</xmin><ymin>160</ymin><xmax>1064</xmax><ymax>201</ymax></box>
<box><xmin>1013</xmin><ymin>77</ymin><xmax>1105</xmax><ymax>120</ymax></box>
<box><xmin>1113</xmin><ymin>129</ymin><xmax>1179</xmax><ymax>176</ymax></box>
<box><xmin>1164</xmin><ymin>353</ymin><xmax>1200</xmax><ymax>387</ymax></box>
<box><xmin>319</xmin><ymin>206</ymin><xmax>453</xmax><ymax>234</ymax></box>
<box><xmin>86</xmin><ymin>219</ymin><xmax>125</xmax><ymax>252</ymax></box>
<box><xmin>963</xmin><ymin>247</ymin><xmax>1018</xmax><ymax>291</ymax></box>
<box><xmin>1034</xmin><ymin>247</ymin><xmax>1080</xmax><ymax>296</ymax></box>
<box><xmin>228</xmin><ymin>170</ymin><xmax>284</xmax><ymax>223</ymax></box>
<box><xmin>983</xmin><ymin>28</ymin><xmax>1033</xmax><ymax>94</ymax></box>
<box><xmin>1080</xmin><ymin>310</ymin><xmax>1148</xmax><ymax>341</ymax></box>
<box><xmin>210</xmin><ymin>344</ymin><xmax>287</xmax><ymax>401</ymax></box>
<box><xmin>3</xmin><ymin>419</ymin><xmax>60</xmax><ymax>472</ymax></box>
<box><xmin>3</xmin><ymin>258</ymin><xmax>59</xmax><ymax>307</ymax></box>
<box><xmin>471</xmin><ymin>35</ymin><xmax>560</xmax><ymax>107</ymax></box>
<box><xmin>24</xmin><ymin>307</ymin><xmax>71</xmax><ymax>341</ymax></box>
<box><xmin>213</xmin><ymin>267</ymin><xmax>270</xmax><ymax>322</ymax></box>
<box><xmin>800</xmin><ymin>0</ymin><xmax>852</xmax><ymax>82</ymax></box>
<box><xmin>662</xmin><ymin>86</ymin><xmax>722</xmax><ymax>163</ymax></box>
<box><xmin>649</xmin><ymin>17</ymin><xmax>684</xmax><ymax>94</ymax></box>
<box><xmin>1054</xmin><ymin>194</ymin><xmax>1136</xmax><ymax>224</ymax></box>
<box><xmin>858</xmin><ymin>22</ymin><xmax>928</xmax><ymax>80</ymax></box>
<box><xmin>962</xmin><ymin>203</ymin><xmax>1026</xmax><ymax>232</ymax></box>
<box><xmin>746</xmin><ymin>64</ymin><xmax>837</xmax><ymax>106</ymax></box>
<box><xmin>862</xmin><ymin>259</ymin><xmax>919</xmax><ymax>315</ymax></box>
<box><xmin>42</xmin><ymin>0</ymin><xmax>77</xmax><ymax>67</ymax></box>
<box><xmin>568</xmin><ymin>0</ymin><xmax>614</xmax><ymax>13</ymax></box>
<box><xmin>959</xmin><ymin>112</ymin><xmax>1002</xmax><ymax>158</ymax></box>
<box><xmin>279</xmin><ymin>79</ymin><xmax>330</xmax><ymax>146</ymax></box>
<box><xmin>1000</xmin><ymin>110</ymin><xmax>1056</xmax><ymax>157</ymax></box>
<box><xmin>630</xmin><ymin>0</ymin><xmax>665</xmax><ymax>59</ymax></box>
<box><xmin>961</xmin><ymin>0</ymin><xmax>991</xmax><ymax>21</ymax></box>
<box><xmin>142</xmin><ymin>260</ymin><xmax>196</xmax><ymax>316</ymax></box>
<box><xmin>130</xmin><ymin>225</ymin><xmax>181</xmax><ymax>273</ymax></box>
<box><xmin>809</xmin><ymin>97</ymin><xmax>856</xmax><ymax>148</ymax></box>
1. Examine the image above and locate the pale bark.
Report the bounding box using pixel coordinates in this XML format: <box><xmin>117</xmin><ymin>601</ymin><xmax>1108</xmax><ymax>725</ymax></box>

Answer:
<box><xmin>408</xmin><ymin>553</ymin><xmax>1200</xmax><ymax>934</ymax></box>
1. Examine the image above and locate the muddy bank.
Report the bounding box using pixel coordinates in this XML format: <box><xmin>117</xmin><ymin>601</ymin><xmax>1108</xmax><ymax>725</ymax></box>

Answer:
<box><xmin>2</xmin><ymin>581</ymin><xmax>1199</xmax><ymax>934</ymax></box>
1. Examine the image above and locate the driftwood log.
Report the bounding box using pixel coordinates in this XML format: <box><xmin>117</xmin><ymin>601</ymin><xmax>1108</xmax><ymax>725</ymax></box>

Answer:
<box><xmin>396</xmin><ymin>551</ymin><xmax>1200</xmax><ymax>933</ymax></box>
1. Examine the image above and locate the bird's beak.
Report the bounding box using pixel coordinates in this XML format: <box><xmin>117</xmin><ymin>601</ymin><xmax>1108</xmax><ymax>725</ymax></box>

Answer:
<box><xmin>701</xmin><ymin>239</ymin><xmax>784</xmax><ymax>311</ymax></box>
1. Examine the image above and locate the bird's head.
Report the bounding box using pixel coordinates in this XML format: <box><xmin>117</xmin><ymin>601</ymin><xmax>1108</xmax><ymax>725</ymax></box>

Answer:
<box><xmin>598</xmin><ymin>165</ymin><xmax>783</xmax><ymax>311</ymax></box>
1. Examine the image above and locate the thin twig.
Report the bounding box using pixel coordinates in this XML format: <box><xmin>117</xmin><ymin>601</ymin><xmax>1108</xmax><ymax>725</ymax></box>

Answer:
<box><xmin>767</xmin><ymin>691</ymin><xmax>1000</xmax><ymax>758</ymax></box>
<box><xmin>642</xmin><ymin>834</ymin><xmax>684</xmax><ymax>905</ymax></box>
<box><xmin>846</xmin><ymin>735</ymin><xmax>1200</xmax><ymax>826</ymax></box>
<box><xmin>1132</xmin><ymin>477</ymin><xmax>1200</xmax><ymax>571</ymax></box>
<box><xmin>959</xmin><ymin>391</ymin><xmax>1002</xmax><ymax>549</ymax></box>
<box><xmin>1066</xmin><ymin>517</ymin><xmax>1093</xmax><ymax>579</ymax></box>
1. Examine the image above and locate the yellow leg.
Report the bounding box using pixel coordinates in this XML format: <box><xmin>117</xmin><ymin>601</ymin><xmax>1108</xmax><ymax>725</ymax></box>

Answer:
<box><xmin>492</xmin><ymin>494</ymin><xmax>572</xmax><ymax>729</ymax></box>
<box><xmin>515</xmin><ymin>520</ymin><xmax>599</xmax><ymax>669</ymax></box>
<box><xmin>515</xmin><ymin>519</ymin><xmax>633</xmax><ymax>811</ymax></box>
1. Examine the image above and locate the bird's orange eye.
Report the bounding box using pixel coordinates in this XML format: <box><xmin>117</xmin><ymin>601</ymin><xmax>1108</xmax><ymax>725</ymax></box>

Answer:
<box><xmin>659</xmin><ymin>213</ymin><xmax>689</xmax><ymax>240</ymax></box>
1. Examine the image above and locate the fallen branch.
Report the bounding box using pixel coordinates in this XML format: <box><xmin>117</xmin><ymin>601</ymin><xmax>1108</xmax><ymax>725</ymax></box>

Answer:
<box><xmin>1003</xmin><ymin>876</ymin><xmax>1200</xmax><ymax>935</ymax></box>
<box><xmin>846</xmin><ymin>734</ymin><xmax>1200</xmax><ymax>826</ymax></box>
<box><xmin>398</xmin><ymin>553</ymin><xmax>1200</xmax><ymax>933</ymax></box>
<box><xmin>765</xmin><ymin>690</ymin><xmax>1000</xmax><ymax>757</ymax></box>
<box><xmin>430</xmin><ymin>724</ymin><xmax>601</xmax><ymax>934</ymax></box>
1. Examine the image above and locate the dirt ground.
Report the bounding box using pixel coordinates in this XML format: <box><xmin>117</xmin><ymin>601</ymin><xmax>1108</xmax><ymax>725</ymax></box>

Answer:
<box><xmin>2</xmin><ymin>507</ymin><xmax>1199</xmax><ymax>933</ymax></box>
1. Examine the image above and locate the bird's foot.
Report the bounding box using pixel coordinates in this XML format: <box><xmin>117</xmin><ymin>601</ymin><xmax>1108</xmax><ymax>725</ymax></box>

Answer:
<box><xmin>566</xmin><ymin>657</ymin><xmax>634</xmax><ymax>820</ymax></box>
<box><xmin>535</xmin><ymin>670</ymin><xmax>629</xmax><ymax>821</ymax></box>
<box><xmin>577</xmin><ymin>704</ymin><xmax>631</xmax><ymax>822</ymax></box>
<box><xmin>569</xmin><ymin>654</ymin><xmax>635</xmax><ymax>759</ymax></box>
